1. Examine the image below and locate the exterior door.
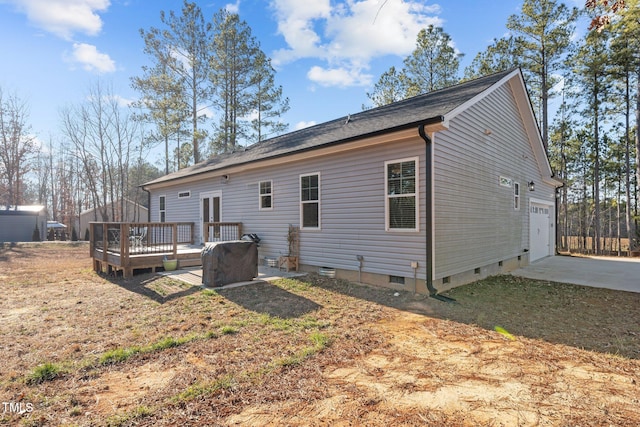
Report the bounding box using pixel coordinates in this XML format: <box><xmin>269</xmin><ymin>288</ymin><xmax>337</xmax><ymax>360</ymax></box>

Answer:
<box><xmin>529</xmin><ymin>202</ymin><xmax>551</xmax><ymax>262</ymax></box>
<box><xmin>200</xmin><ymin>191</ymin><xmax>221</xmax><ymax>243</ymax></box>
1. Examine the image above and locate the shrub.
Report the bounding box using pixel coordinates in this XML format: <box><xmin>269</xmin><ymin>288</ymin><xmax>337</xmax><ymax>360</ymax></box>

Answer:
<box><xmin>31</xmin><ymin>225</ymin><xmax>41</xmax><ymax>242</ymax></box>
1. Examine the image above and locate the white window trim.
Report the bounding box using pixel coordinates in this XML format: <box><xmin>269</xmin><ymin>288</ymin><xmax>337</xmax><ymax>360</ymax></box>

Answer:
<box><xmin>159</xmin><ymin>195</ymin><xmax>166</xmax><ymax>223</ymax></box>
<box><xmin>514</xmin><ymin>182</ymin><xmax>521</xmax><ymax>211</ymax></box>
<box><xmin>300</xmin><ymin>172</ymin><xmax>321</xmax><ymax>230</ymax></box>
<box><xmin>385</xmin><ymin>157</ymin><xmax>419</xmax><ymax>232</ymax></box>
<box><xmin>259</xmin><ymin>180</ymin><xmax>274</xmax><ymax>211</ymax></box>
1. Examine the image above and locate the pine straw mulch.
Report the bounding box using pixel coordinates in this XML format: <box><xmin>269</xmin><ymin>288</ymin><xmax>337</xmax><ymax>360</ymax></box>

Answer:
<box><xmin>0</xmin><ymin>242</ymin><xmax>639</xmax><ymax>426</ymax></box>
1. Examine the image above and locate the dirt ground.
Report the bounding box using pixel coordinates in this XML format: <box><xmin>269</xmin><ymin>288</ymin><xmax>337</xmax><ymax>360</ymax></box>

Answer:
<box><xmin>1</xmin><ymin>243</ymin><xmax>639</xmax><ymax>426</ymax></box>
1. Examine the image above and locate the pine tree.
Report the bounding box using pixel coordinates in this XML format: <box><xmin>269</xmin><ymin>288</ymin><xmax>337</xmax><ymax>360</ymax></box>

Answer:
<box><xmin>131</xmin><ymin>53</ymin><xmax>189</xmax><ymax>174</ymax></box>
<box><xmin>137</xmin><ymin>1</ymin><xmax>212</xmax><ymax>164</ymax></box>
<box><xmin>610</xmin><ymin>0</ymin><xmax>640</xmax><ymax>249</ymax></box>
<box><xmin>463</xmin><ymin>37</ymin><xmax>520</xmax><ymax>81</ymax></box>
<box><xmin>366</xmin><ymin>66</ymin><xmax>409</xmax><ymax>108</ymax></box>
<box><xmin>570</xmin><ymin>29</ymin><xmax>612</xmax><ymax>255</ymax></box>
<box><xmin>402</xmin><ymin>25</ymin><xmax>462</xmax><ymax>96</ymax></box>
<box><xmin>248</xmin><ymin>51</ymin><xmax>289</xmax><ymax>144</ymax></box>
<box><xmin>506</xmin><ymin>0</ymin><xmax>578</xmax><ymax>151</ymax></box>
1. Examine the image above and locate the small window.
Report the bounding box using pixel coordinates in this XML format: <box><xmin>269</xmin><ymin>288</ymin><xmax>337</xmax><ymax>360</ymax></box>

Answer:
<box><xmin>385</xmin><ymin>158</ymin><xmax>419</xmax><ymax>232</ymax></box>
<box><xmin>178</xmin><ymin>191</ymin><xmax>191</xmax><ymax>199</ymax></box>
<box><xmin>300</xmin><ymin>173</ymin><xmax>320</xmax><ymax>229</ymax></box>
<box><xmin>514</xmin><ymin>182</ymin><xmax>520</xmax><ymax>210</ymax></box>
<box><xmin>259</xmin><ymin>181</ymin><xmax>273</xmax><ymax>210</ymax></box>
<box><xmin>159</xmin><ymin>195</ymin><xmax>166</xmax><ymax>223</ymax></box>
<box><xmin>389</xmin><ymin>275</ymin><xmax>405</xmax><ymax>285</ymax></box>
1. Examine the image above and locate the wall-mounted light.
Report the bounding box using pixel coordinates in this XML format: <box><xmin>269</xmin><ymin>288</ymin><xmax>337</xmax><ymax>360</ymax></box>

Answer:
<box><xmin>221</xmin><ymin>174</ymin><xmax>229</xmax><ymax>184</ymax></box>
<box><xmin>483</xmin><ymin>129</ymin><xmax>492</xmax><ymax>135</ymax></box>
<box><xmin>528</xmin><ymin>181</ymin><xmax>535</xmax><ymax>192</ymax></box>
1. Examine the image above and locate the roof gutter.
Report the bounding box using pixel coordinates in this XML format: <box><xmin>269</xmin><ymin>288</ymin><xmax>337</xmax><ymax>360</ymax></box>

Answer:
<box><xmin>418</xmin><ymin>121</ymin><xmax>456</xmax><ymax>303</ymax></box>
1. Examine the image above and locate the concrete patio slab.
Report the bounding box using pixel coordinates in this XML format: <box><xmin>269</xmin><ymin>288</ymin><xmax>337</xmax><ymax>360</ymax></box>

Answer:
<box><xmin>511</xmin><ymin>255</ymin><xmax>640</xmax><ymax>293</ymax></box>
<box><xmin>159</xmin><ymin>265</ymin><xmax>307</xmax><ymax>288</ymax></box>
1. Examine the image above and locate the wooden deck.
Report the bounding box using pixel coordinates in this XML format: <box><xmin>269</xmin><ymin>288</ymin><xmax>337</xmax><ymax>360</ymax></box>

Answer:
<box><xmin>89</xmin><ymin>222</ymin><xmax>242</xmax><ymax>278</ymax></box>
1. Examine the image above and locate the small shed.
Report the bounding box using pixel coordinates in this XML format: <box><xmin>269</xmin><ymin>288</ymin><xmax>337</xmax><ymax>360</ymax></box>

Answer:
<box><xmin>0</xmin><ymin>205</ymin><xmax>47</xmax><ymax>243</ymax></box>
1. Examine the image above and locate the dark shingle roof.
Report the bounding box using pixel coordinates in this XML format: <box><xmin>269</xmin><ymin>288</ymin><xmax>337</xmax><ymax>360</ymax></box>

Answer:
<box><xmin>144</xmin><ymin>69</ymin><xmax>515</xmax><ymax>187</ymax></box>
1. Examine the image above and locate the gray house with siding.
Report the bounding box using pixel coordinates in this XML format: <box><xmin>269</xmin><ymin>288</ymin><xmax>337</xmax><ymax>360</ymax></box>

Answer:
<box><xmin>143</xmin><ymin>69</ymin><xmax>561</xmax><ymax>294</ymax></box>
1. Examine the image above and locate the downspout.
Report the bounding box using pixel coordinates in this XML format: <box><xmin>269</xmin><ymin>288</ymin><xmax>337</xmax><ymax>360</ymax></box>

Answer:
<box><xmin>419</xmin><ymin>123</ymin><xmax>456</xmax><ymax>303</ymax></box>
<box><xmin>141</xmin><ymin>186</ymin><xmax>151</xmax><ymax>222</ymax></box>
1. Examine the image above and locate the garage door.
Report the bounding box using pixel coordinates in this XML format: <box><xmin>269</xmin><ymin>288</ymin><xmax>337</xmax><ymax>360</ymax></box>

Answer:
<box><xmin>529</xmin><ymin>202</ymin><xmax>551</xmax><ymax>262</ymax></box>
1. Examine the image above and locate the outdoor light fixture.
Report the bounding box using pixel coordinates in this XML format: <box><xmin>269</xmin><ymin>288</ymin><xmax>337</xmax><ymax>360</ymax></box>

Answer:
<box><xmin>221</xmin><ymin>174</ymin><xmax>229</xmax><ymax>184</ymax></box>
<box><xmin>528</xmin><ymin>181</ymin><xmax>535</xmax><ymax>192</ymax></box>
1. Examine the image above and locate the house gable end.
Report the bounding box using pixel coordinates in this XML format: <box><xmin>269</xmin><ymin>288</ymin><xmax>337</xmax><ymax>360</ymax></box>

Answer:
<box><xmin>443</xmin><ymin>69</ymin><xmax>559</xmax><ymax>187</ymax></box>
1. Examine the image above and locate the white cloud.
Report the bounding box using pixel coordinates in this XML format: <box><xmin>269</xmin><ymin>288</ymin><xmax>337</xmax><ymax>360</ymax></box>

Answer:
<box><xmin>70</xmin><ymin>43</ymin><xmax>116</xmax><ymax>73</ymax></box>
<box><xmin>6</xmin><ymin>0</ymin><xmax>109</xmax><ymax>40</ymax></box>
<box><xmin>225</xmin><ymin>0</ymin><xmax>240</xmax><ymax>14</ymax></box>
<box><xmin>270</xmin><ymin>0</ymin><xmax>442</xmax><ymax>88</ymax></box>
<box><xmin>307</xmin><ymin>65</ymin><xmax>372</xmax><ymax>87</ymax></box>
<box><xmin>294</xmin><ymin>120</ymin><xmax>316</xmax><ymax>130</ymax></box>
<box><xmin>112</xmin><ymin>94</ymin><xmax>133</xmax><ymax>108</ymax></box>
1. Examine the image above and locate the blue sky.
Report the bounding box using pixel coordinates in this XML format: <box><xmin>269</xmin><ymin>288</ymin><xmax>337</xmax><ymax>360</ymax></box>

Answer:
<box><xmin>0</xmin><ymin>0</ymin><xmax>583</xmax><ymax>165</ymax></box>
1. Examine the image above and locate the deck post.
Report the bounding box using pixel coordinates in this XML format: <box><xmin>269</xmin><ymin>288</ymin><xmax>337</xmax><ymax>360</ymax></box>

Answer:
<box><xmin>172</xmin><ymin>223</ymin><xmax>178</xmax><ymax>258</ymax></box>
<box><xmin>102</xmin><ymin>223</ymin><xmax>108</xmax><ymax>264</ymax></box>
<box><xmin>121</xmin><ymin>223</ymin><xmax>130</xmax><ymax>276</ymax></box>
<box><xmin>190</xmin><ymin>223</ymin><xmax>195</xmax><ymax>244</ymax></box>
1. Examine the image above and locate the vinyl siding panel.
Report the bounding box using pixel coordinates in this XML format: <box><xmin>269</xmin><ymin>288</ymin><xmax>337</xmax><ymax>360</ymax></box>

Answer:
<box><xmin>433</xmin><ymin>83</ymin><xmax>554</xmax><ymax>278</ymax></box>
<box><xmin>151</xmin><ymin>138</ymin><xmax>428</xmax><ymax>280</ymax></box>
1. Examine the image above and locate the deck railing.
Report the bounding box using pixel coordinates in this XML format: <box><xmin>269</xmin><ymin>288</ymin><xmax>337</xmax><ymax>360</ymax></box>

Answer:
<box><xmin>203</xmin><ymin>222</ymin><xmax>243</xmax><ymax>243</ymax></box>
<box><xmin>90</xmin><ymin>222</ymin><xmax>196</xmax><ymax>260</ymax></box>
<box><xmin>89</xmin><ymin>221</ymin><xmax>244</xmax><ymax>277</ymax></box>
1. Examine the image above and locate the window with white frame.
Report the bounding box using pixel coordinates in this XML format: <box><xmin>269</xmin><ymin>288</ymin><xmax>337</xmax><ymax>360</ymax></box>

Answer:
<box><xmin>514</xmin><ymin>182</ymin><xmax>520</xmax><ymax>210</ymax></box>
<box><xmin>385</xmin><ymin>158</ymin><xmax>418</xmax><ymax>231</ymax></box>
<box><xmin>300</xmin><ymin>173</ymin><xmax>320</xmax><ymax>229</ymax></box>
<box><xmin>159</xmin><ymin>195</ymin><xmax>166</xmax><ymax>222</ymax></box>
<box><xmin>259</xmin><ymin>180</ymin><xmax>273</xmax><ymax>210</ymax></box>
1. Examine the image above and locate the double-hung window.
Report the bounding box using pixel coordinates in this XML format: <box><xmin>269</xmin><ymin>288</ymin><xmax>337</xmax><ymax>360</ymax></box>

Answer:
<box><xmin>385</xmin><ymin>158</ymin><xmax>418</xmax><ymax>232</ymax></box>
<box><xmin>259</xmin><ymin>180</ymin><xmax>273</xmax><ymax>210</ymax></box>
<box><xmin>514</xmin><ymin>182</ymin><xmax>520</xmax><ymax>210</ymax></box>
<box><xmin>159</xmin><ymin>195</ymin><xmax>166</xmax><ymax>223</ymax></box>
<box><xmin>300</xmin><ymin>173</ymin><xmax>320</xmax><ymax>229</ymax></box>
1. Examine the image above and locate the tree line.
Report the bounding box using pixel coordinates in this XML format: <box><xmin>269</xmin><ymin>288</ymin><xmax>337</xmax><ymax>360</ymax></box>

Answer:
<box><xmin>132</xmin><ymin>2</ymin><xmax>289</xmax><ymax>172</ymax></box>
<box><xmin>0</xmin><ymin>1</ymin><xmax>289</xmax><ymax>239</ymax></box>
<box><xmin>1</xmin><ymin>0</ymin><xmax>638</xmax><ymax>254</ymax></box>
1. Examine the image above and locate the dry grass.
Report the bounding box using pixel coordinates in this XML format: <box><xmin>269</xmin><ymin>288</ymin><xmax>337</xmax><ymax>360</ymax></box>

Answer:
<box><xmin>0</xmin><ymin>243</ymin><xmax>639</xmax><ymax>426</ymax></box>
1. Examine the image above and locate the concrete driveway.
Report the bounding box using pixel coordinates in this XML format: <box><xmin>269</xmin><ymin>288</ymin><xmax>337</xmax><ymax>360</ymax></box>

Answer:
<box><xmin>511</xmin><ymin>255</ymin><xmax>640</xmax><ymax>293</ymax></box>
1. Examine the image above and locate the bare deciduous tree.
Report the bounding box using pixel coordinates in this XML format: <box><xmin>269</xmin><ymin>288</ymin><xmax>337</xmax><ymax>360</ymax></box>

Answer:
<box><xmin>0</xmin><ymin>88</ymin><xmax>37</xmax><ymax>206</ymax></box>
<box><xmin>60</xmin><ymin>82</ymin><xmax>139</xmax><ymax>222</ymax></box>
